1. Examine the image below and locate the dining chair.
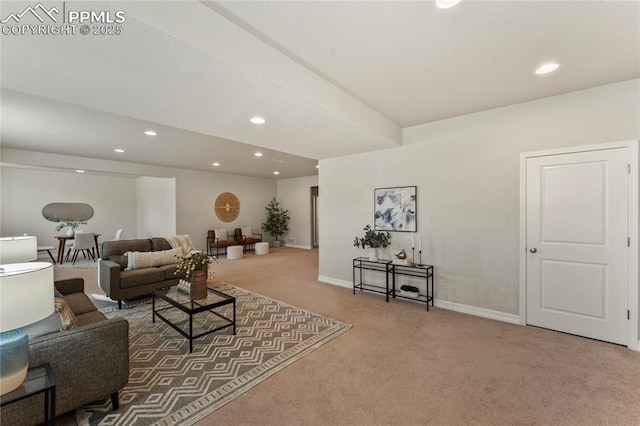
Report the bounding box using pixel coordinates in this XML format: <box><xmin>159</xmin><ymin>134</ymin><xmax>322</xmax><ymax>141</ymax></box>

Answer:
<box><xmin>71</xmin><ymin>232</ymin><xmax>96</xmax><ymax>265</ymax></box>
<box><xmin>65</xmin><ymin>229</ymin><xmax>84</xmax><ymax>260</ymax></box>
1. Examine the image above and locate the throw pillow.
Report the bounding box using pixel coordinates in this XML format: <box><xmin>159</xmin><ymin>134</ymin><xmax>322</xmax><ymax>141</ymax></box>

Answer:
<box><xmin>55</xmin><ymin>297</ymin><xmax>78</xmax><ymax>330</ymax></box>
<box><xmin>241</xmin><ymin>227</ymin><xmax>254</xmax><ymax>238</ymax></box>
<box><xmin>125</xmin><ymin>248</ymin><xmax>183</xmax><ymax>270</ymax></box>
<box><xmin>215</xmin><ymin>228</ymin><xmax>228</xmax><ymax>242</ymax></box>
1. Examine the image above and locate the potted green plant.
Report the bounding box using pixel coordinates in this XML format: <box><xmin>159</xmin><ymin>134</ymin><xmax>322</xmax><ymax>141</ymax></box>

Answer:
<box><xmin>400</xmin><ymin>284</ymin><xmax>420</xmax><ymax>298</ymax></box>
<box><xmin>261</xmin><ymin>198</ymin><xmax>290</xmax><ymax>247</ymax></box>
<box><xmin>353</xmin><ymin>225</ymin><xmax>391</xmax><ymax>261</ymax></box>
<box><xmin>54</xmin><ymin>220</ymin><xmax>87</xmax><ymax>236</ymax></box>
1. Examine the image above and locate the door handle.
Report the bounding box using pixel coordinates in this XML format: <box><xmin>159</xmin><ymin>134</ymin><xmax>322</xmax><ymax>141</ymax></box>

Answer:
<box><xmin>529</xmin><ymin>248</ymin><xmax>537</xmax><ymax>253</ymax></box>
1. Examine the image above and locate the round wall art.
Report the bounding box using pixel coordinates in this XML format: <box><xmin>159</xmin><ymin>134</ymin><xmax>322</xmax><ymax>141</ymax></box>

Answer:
<box><xmin>215</xmin><ymin>192</ymin><xmax>240</xmax><ymax>222</ymax></box>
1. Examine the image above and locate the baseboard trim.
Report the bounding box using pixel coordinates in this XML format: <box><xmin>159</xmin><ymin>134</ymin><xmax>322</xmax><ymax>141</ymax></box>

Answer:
<box><xmin>284</xmin><ymin>243</ymin><xmax>313</xmax><ymax>250</ymax></box>
<box><xmin>434</xmin><ymin>299</ymin><xmax>521</xmax><ymax>324</ymax></box>
<box><xmin>318</xmin><ymin>275</ymin><xmax>352</xmax><ymax>289</ymax></box>
<box><xmin>317</xmin><ymin>275</ymin><xmax>519</xmax><ymax>324</ymax></box>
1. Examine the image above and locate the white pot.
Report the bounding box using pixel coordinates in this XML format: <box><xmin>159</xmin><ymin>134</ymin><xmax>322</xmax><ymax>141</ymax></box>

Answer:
<box><xmin>368</xmin><ymin>248</ymin><xmax>378</xmax><ymax>262</ymax></box>
<box><xmin>271</xmin><ymin>240</ymin><xmax>282</xmax><ymax>248</ymax></box>
<box><xmin>65</xmin><ymin>229</ymin><xmax>74</xmax><ymax>236</ymax></box>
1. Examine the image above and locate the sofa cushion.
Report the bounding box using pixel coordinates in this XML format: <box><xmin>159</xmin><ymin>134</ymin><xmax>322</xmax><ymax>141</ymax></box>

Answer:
<box><xmin>102</xmin><ymin>239</ymin><xmax>152</xmax><ymax>258</ymax></box>
<box><xmin>241</xmin><ymin>227</ymin><xmax>254</xmax><ymax>238</ymax></box>
<box><xmin>157</xmin><ymin>264</ymin><xmax>186</xmax><ymax>280</ymax></box>
<box><xmin>75</xmin><ymin>310</ymin><xmax>107</xmax><ymax>327</ymax></box>
<box><xmin>151</xmin><ymin>237</ymin><xmax>172</xmax><ymax>251</ymax></box>
<box><xmin>215</xmin><ymin>228</ymin><xmax>228</xmax><ymax>242</ymax></box>
<box><xmin>64</xmin><ymin>292</ymin><xmax>98</xmax><ymax>316</ymax></box>
<box><xmin>125</xmin><ymin>248</ymin><xmax>183</xmax><ymax>270</ymax></box>
<box><xmin>120</xmin><ymin>268</ymin><xmax>165</xmax><ymax>289</ymax></box>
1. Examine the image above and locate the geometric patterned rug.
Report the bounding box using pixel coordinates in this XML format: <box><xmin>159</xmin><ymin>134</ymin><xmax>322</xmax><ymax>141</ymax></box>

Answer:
<box><xmin>80</xmin><ymin>283</ymin><xmax>351</xmax><ymax>426</ymax></box>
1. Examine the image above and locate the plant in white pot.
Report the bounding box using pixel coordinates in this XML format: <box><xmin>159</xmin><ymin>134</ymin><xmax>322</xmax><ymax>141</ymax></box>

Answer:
<box><xmin>261</xmin><ymin>198</ymin><xmax>290</xmax><ymax>247</ymax></box>
<box><xmin>353</xmin><ymin>225</ymin><xmax>391</xmax><ymax>261</ymax></box>
<box><xmin>54</xmin><ymin>220</ymin><xmax>87</xmax><ymax>236</ymax></box>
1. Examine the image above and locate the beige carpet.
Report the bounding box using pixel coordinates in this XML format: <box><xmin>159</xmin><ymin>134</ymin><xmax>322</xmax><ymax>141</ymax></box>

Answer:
<box><xmin>56</xmin><ymin>247</ymin><xmax>640</xmax><ymax>425</ymax></box>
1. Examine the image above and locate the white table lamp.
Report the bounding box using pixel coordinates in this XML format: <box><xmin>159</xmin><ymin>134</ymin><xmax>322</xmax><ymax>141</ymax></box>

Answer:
<box><xmin>0</xmin><ymin>262</ymin><xmax>54</xmax><ymax>395</ymax></box>
<box><xmin>0</xmin><ymin>236</ymin><xmax>38</xmax><ymax>264</ymax></box>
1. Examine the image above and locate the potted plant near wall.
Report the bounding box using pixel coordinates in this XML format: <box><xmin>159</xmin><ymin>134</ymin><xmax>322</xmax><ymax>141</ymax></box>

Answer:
<box><xmin>353</xmin><ymin>225</ymin><xmax>391</xmax><ymax>261</ymax></box>
<box><xmin>54</xmin><ymin>220</ymin><xmax>87</xmax><ymax>236</ymax></box>
<box><xmin>261</xmin><ymin>198</ymin><xmax>290</xmax><ymax>247</ymax></box>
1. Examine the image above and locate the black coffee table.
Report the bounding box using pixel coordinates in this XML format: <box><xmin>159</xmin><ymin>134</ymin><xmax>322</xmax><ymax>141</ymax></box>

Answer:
<box><xmin>152</xmin><ymin>286</ymin><xmax>236</xmax><ymax>353</ymax></box>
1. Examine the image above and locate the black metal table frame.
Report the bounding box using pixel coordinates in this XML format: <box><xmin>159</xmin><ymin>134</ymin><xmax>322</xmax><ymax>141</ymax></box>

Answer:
<box><xmin>0</xmin><ymin>362</ymin><xmax>56</xmax><ymax>425</ymax></box>
<box><xmin>352</xmin><ymin>257</ymin><xmax>434</xmax><ymax>310</ymax></box>
<box><xmin>152</xmin><ymin>287</ymin><xmax>236</xmax><ymax>353</ymax></box>
<box><xmin>391</xmin><ymin>263</ymin><xmax>434</xmax><ymax>310</ymax></box>
<box><xmin>353</xmin><ymin>257</ymin><xmax>393</xmax><ymax>301</ymax></box>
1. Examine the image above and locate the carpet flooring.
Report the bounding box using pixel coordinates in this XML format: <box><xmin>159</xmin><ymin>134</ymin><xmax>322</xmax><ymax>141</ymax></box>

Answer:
<box><xmin>81</xmin><ymin>283</ymin><xmax>349</xmax><ymax>425</ymax></box>
<box><xmin>54</xmin><ymin>247</ymin><xmax>640</xmax><ymax>425</ymax></box>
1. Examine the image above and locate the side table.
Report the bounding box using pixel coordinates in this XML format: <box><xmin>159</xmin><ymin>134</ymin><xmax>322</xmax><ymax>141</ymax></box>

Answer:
<box><xmin>0</xmin><ymin>362</ymin><xmax>56</xmax><ymax>425</ymax></box>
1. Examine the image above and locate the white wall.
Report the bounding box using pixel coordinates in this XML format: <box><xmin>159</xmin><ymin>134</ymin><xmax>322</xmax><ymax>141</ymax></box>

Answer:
<box><xmin>319</xmin><ymin>80</ymin><xmax>640</xmax><ymax>318</ymax></box>
<box><xmin>136</xmin><ymin>177</ymin><xmax>176</xmax><ymax>238</ymax></box>
<box><xmin>276</xmin><ymin>175</ymin><xmax>318</xmax><ymax>248</ymax></box>
<box><xmin>1</xmin><ymin>149</ymin><xmax>277</xmax><ymax>253</ymax></box>
<box><xmin>0</xmin><ymin>166</ymin><xmax>137</xmax><ymax>257</ymax></box>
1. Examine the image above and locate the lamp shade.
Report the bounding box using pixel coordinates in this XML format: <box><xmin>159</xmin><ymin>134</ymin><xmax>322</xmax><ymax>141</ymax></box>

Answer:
<box><xmin>0</xmin><ymin>262</ymin><xmax>54</xmax><ymax>332</ymax></box>
<box><xmin>0</xmin><ymin>236</ymin><xmax>37</xmax><ymax>264</ymax></box>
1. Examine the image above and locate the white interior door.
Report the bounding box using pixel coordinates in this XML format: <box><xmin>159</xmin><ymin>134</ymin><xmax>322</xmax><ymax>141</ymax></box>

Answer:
<box><xmin>526</xmin><ymin>147</ymin><xmax>629</xmax><ymax>344</ymax></box>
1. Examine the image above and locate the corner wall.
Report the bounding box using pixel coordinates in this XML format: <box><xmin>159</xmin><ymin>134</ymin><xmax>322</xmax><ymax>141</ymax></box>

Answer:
<box><xmin>276</xmin><ymin>175</ymin><xmax>318</xmax><ymax>248</ymax></box>
<box><xmin>319</xmin><ymin>79</ymin><xmax>640</xmax><ymax>318</ymax></box>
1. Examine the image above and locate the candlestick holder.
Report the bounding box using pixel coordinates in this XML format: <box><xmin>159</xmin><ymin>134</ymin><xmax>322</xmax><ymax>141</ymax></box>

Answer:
<box><xmin>418</xmin><ymin>250</ymin><xmax>422</xmax><ymax>266</ymax></box>
<box><xmin>411</xmin><ymin>247</ymin><xmax>415</xmax><ymax>265</ymax></box>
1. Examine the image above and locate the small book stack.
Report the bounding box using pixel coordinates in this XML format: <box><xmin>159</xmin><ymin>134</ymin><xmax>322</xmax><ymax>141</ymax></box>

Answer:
<box><xmin>392</xmin><ymin>259</ymin><xmax>411</xmax><ymax>266</ymax></box>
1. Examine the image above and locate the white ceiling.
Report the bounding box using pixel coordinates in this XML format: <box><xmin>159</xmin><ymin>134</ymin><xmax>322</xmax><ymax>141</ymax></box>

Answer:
<box><xmin>1</xmin><ymin>0</ymin><xmax>638</xmax><ymax>177</ymax></box>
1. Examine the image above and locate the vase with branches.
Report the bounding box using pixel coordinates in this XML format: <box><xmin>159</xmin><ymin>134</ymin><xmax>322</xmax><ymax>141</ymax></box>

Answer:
<box><xmin>54</xmin><ymin>220</ymin><xmax>87</xmax><ymax>235</ymax></box>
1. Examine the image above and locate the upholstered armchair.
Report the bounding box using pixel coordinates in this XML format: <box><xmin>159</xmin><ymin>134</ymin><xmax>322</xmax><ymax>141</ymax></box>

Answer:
<box><xmin>206</xmin><ymin>229</ymin><xmax>240</xmax><ymax>256</ymax></box>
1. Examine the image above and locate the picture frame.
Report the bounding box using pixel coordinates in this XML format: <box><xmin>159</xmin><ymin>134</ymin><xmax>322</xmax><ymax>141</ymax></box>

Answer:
<box><xmin>374</xmin><ymin>186</ymin><xmax>417</xmax><ymax>232</ymax></box>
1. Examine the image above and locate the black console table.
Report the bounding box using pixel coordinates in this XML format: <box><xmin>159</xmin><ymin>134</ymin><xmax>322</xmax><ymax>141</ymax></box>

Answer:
<box><xmin>352</xmin><ymin>257</ymin><xmax>434</xmax><ymax>310</ymax></box>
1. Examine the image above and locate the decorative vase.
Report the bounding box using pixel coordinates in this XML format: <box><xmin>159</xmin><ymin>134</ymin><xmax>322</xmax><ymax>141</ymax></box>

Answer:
<box><xmin>189</xmin><ymin>267</ymin><xmax>208</xmax><ymax>300</ymax></box>
<box><xmin>65</xmin><ymin>229</ymin><xmax>74</xmax><ymax>236</ymax></box>
<box><xmin>368</xmin><ymin>248</ymin><xmax>378</xmax><ymax>262</ymax></box>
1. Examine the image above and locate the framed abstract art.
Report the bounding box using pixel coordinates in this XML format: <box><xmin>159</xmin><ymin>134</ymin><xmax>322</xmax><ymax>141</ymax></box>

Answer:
<box><xmin>374</xmin><ymin>186</ymin><xmax>417</xmax><ymax>232</ymax></box>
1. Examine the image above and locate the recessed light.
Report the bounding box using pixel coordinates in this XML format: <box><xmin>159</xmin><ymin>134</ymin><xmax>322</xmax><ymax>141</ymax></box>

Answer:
<box><xmin>435</xmin><ymin>0</ymin><xmax>462</xmax><ymax>9</ymax></box>
<box><xmin>535</xmin><ymin>63</ymin><xmax>560</xmax><ymax>75</ymax></box>
<box><xmin>144</xmin><ymin>130</ymin><xmax>157</xmax><ymax>136</ymax></box>
<box><xmin>273</xmin><ymin>171</ymin><xmax>280</xmax><ymax>175</ymax></box>
<box><xmin>254</xmin><ymin>152</ymin><xmax>263</xmax><ymax>157</ymax></box>
<box><xmin>76</xmin><ymin>169</ymin><xmax>85</xmax><ymax>173</ymax></box>
<box><xmin>114</xmin><ymin>148</ymin><xmax>125</xmax><ymax>153</ymax></box>
<box><xmin>250</xmin><ymin>117</ymin><xmax>266</xmax><ymax>125</ymax></box>
<box><xmin>212</xmin><ymin>162</ymin><xmax>220</xmax><ymax>167</ymax></box>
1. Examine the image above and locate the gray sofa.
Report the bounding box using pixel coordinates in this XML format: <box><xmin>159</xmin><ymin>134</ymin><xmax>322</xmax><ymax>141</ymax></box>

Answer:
<box><xmin>0</xmin><ymin>278</ymin><xmax>129</xmax><ymax>425</ymax></box>
<box><xmin>99</xmin><ymin>237</ymin><xmax>187</xmax><ymax>308</ymax></box>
